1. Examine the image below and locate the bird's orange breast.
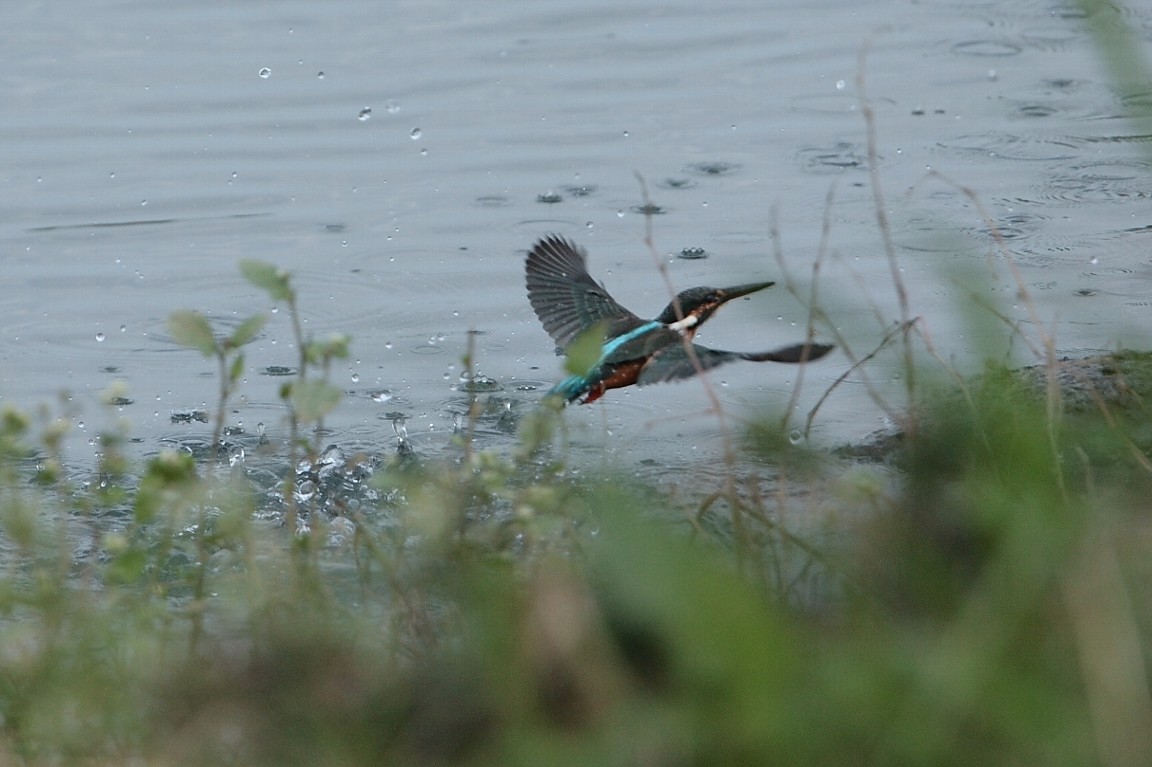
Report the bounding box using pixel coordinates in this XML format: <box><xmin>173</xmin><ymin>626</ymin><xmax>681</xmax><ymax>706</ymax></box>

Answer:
<box><xmin>578</xmin><ymin>359</ymin><xmax>647</xmax><ymax>404</ymax></box>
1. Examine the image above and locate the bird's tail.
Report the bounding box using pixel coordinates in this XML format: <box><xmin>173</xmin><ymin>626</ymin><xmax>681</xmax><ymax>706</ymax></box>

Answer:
<box><xmin>739</xmin><ymin>342</ymin><xmax>835</xmax><ymax>364</ymax></box>
<box><xmin>547</xmin><ymin>374</ymin><xmax>587</xmax><ymax>404</ymax></box>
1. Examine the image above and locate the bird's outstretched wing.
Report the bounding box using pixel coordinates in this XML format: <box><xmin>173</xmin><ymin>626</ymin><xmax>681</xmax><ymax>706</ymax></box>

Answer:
<box><xmin>526</xmin><ymin>235</ymin><xmax>645</xmax><ymax>349</ymax></box>
<box><xmin>637</xmin><ymin>341</ymin><xmax>835</xmax><ymax>385</ymax></box>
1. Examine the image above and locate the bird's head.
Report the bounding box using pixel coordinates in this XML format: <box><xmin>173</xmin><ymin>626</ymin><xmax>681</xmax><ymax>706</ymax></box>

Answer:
<box><xmin>656</xmin><ymin>281</ymin><xmax>775</xmax><ymax>332</ymax></box>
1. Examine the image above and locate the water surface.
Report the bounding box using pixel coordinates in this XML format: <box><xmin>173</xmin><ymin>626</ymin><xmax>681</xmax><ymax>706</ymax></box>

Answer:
<box><xmin>3</xmin><ymin>0</ymin><xmax>1150</xmax><ymax>491</ymax></box>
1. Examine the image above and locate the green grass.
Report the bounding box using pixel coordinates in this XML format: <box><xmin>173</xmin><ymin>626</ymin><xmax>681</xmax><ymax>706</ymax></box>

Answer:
<box><xmin>2</xmin><ymin>269</ymin><xmax>1152</xmax><ymax>766</ymax></box>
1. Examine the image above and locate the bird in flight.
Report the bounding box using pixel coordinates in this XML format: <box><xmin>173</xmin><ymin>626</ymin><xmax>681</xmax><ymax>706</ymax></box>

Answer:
<box><xmin>525</xmin><ymin>235</ymin><xmax>833</xmax><ymax>404</ymax></box>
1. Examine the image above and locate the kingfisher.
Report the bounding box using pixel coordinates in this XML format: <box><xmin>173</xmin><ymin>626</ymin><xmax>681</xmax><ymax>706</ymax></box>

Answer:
<box><xmin>526</xmin><ymin>234</ymin><xmax>834</xmax><ymax>404</ymax></box>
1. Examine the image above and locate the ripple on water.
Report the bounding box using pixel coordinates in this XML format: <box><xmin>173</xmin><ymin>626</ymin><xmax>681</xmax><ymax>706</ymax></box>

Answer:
<box><xmin>1120</xmin><ymin>89</ymin><xmax>1152</xmax><ymax>111</ymax></box>
<box><xmin>892</xmin><ymin>216</ymin><xmax>995</xmax><ymax>256</ymax></box>
<box><xmin>950</xmin><ymin>39</ymin><xmax>1023</xmax><ymax>57</ymax></box>
<box><xmin>676</xmin><ymin>246</ymin><xmax>709</xmax><ymax>260</ymax></box>
<box><xmin>508</xmin><ymin>218</ymin><xmax>590</xmax><ymax>236</ymax></box>
<box><xmin>979</xmin><ymin>0</ymin><xmax>1088</xmax><ymax>23</ymax></box>
<box><xmin>937</xmin><ymin>131</ymin><xmax>1083</xmax><ymax>162</ymax></box>
<box><xmin>1013</xmin><ymin>103</ymin><xmax>1060</xmax><ymax>119</ymax></box>
<box><xmin>684</xmin><ymin>161</ymin><xmax>741</xmax><ymax>177</ymax></box>
<box><xmin>954</xmin><ymin>208</ymin><xmax>1052</xmax><ymax>246</ymax></box>
<box><xmin>796</xmin><ymin>142</ymin><xmax>866</xmax><ymax>174</ymax></box>
<box><xmin>1017</xmin><ymin>24</ymin><xmax>1084</xmax><ymax>50</ymax></box>
<box><xmin>788</xmin><ymin>93</ymin><xmax>866</xmax><ymax>116</ymax></box>
<box><xmin>1077</xmin><ymin>133</ymin><xmax>1152</xmax><ymax>147</ymax></box>
<box><xmin>1012</xmin><ymin>229</ymin><xmax>1152</xmax><ymax>276</ymax></box>
<box><xmin>1031</xmin><ymin>160</ymin><xmax>1152</xmax><ymax>205</ymax></box>
<box><xmin>998</xmin><ymin>80</ymin><xmax>1122</xmax><ymax>123</ymax></box>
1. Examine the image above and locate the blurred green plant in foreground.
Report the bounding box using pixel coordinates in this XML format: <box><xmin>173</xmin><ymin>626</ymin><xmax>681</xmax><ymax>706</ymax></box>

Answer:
<box><xmin>1</xmin><ymin>241</ymin><xmax>1152</xmax><ymax>766</ymax></box>
<box><xmin>2</xmin><ymin>346</ymin><xmax>1152</xmax><ymax>766</ymax></box>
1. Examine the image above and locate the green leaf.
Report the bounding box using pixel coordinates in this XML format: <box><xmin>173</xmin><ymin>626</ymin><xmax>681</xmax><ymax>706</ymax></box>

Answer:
<box><xmin>134</xmin><ymin>450</ymin><xmax>198</xmax><ymax>524</ymax></box>
<box><xmin>228</xmin><ymin>314</ymin><xmax>266</xmax><ymax>349</ymax></box>
<box><xmin>105</xmin><ymin>548</ymin><xmax>148</xmax><ymax>585</ymax></box>
<box><xmin>564</xmin><ymin>321</ymin><xmax>607</xmax><ymax>377</ymax></box>
<box><xmin>240</xmin><ymin>260</ymin><xmax>293</xmax><ymax>302</ymax></box>
<box><xmin>167</xmin><ymin>311</ymin><xmax>218</xmax><ymax>356</ymax></box>
<box><xmin>229</xmin><ymin>352</ymin><xmax>245</xmax><ymax>384</ymax></box>
<box><xmin>291</xmin><ymin>380</ymin><xmax>344</xmax><ymax>423</ymax></box>
<box><xmin>305</xmin><ymin>334</ymin><xmax>352</xmax><ymax>365</ymax></box>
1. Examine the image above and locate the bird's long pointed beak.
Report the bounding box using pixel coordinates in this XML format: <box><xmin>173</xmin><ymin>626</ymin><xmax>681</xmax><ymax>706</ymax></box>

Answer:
<box><xmin>721</xmin><ymin>280</ymin><xmax>775</xmax><ymax>302</ymax></box>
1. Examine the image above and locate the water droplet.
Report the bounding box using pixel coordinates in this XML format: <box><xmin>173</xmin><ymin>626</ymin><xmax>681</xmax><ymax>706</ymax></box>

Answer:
<box><xmin>119</xmin><ymin>325</ymin><xmax>126</xmax><ymax>333</ymax></box>
<box><xmin>410</xmin><ymin>127</ymin><xmax>422</xmax><ymax>140</ymax></box>
<box><xmin>386</xmin><ymin>99</ymin><xmax>400</xmax><ymax>113</ymax></box>
<box><xmin>95</xmin><ymin>331</ymin><xmax>106</xmax><ymax>342</ymax></box>
<box><xmin>357</xmin><ymin>107</ymin><xmax>372</xmax><ymax>121</ymax></box>
<box><xmin>392</xmin><ymin>417</ymin><xmax>409</xmax><ymax>441</ymax></box>
<box><xmin>109</xmin><ymin>172</ymin><xmax>116</xmax><ymax>179</ymax></box>
<box><xmin>350</xmin><ymin>372</ymin><xmax>360</xmax><ymax>383</ymax></box>
<box><xmin>836</xmin><ymin>79</ymin><xmax>846</xmax><ymax>90</ymax></box>
<box><xmin>1089</xmin><ymin>255</ymin><xmax>1099</xmax><ymax>265</ymax></box>
<box><xmin>140</xmin><ymin>200</ymin><xmax>147</xmax><ymax>207</ymax></box>
<box><xmin>259</xmin><ymin>67</ymin><xmax>271</xmax><ymax>79</ymax></box>
<box><xmin>317</xmin><ymin>71</ymin><xmax>325</xmax><ymax>79</ymax></box>
<box><xmin>622</xmin><ymin>130</ymin><xmax>630</xmax><ymax>138</ymax></box>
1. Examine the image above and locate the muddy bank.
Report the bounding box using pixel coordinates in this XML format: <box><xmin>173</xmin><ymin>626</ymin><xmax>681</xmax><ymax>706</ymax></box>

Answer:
<box><xmin>838</xmin><ymin>350</ymin><xmax>1152</xmax><ymax>463</ymax></box>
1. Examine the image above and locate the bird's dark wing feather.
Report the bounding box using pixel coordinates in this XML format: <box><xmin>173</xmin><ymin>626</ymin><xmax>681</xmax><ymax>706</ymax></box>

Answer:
<box><xmin>637</xmin><ymin>341</ymin><xmax>834</xmax><ymax>385</ymax></box>
<box><xmin>526</xmin><ymin>235</ymin><xmax>645</xmax><ymax>349</ymax></box>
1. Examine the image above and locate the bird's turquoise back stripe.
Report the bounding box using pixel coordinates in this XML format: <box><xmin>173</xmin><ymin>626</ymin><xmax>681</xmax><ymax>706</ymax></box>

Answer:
<box><xmin>548</xmin><ymin>320</ymin><xmax>665</xmax><ymax>399</ymax></box>
<box><xmin>599</xmin><ymin>320</ymin><xmax>662</xmax><ymax>360</ymax></box>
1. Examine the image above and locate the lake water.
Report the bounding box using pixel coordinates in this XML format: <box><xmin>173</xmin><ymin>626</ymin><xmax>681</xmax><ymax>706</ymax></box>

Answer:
<box><xmin>3</xmin><ymin>0</ymin><xmax>1151</xmax><ymax>491</ymax></box>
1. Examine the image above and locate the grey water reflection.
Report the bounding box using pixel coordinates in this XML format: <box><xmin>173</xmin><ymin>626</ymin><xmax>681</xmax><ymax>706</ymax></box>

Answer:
<box><xmin>1</xmin><ymin>0</ymin><xmax>1150</xmax><ymax>501</ymax></box>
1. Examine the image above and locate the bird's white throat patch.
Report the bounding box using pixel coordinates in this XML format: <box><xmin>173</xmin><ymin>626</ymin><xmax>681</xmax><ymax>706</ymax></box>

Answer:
<box><xmin>667</xmin><ymin>315</ymin><xmax>698</xmax><ymax>332</ymax></box>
